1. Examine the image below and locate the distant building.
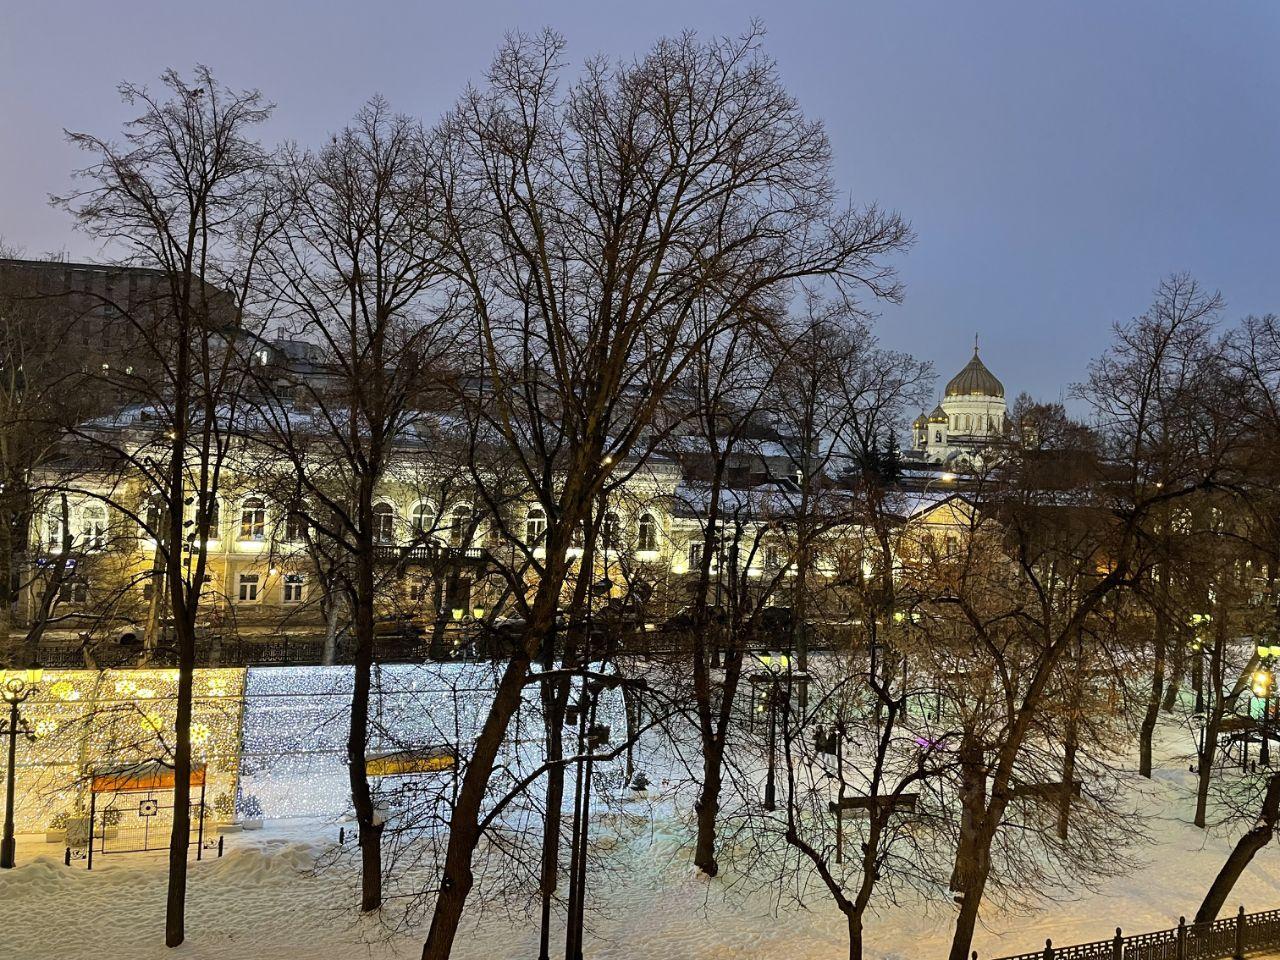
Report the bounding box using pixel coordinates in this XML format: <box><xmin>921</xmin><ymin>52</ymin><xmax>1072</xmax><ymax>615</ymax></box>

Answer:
<box><xmin>904</xmin><ymin>342</ymin><xmax>1007</xmax><ymax>468</ymax></box>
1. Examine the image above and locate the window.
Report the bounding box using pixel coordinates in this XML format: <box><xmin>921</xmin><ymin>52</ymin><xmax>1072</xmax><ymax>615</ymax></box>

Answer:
<box><xmin>81</xmin><ymin>503</ymin><xmax>108</xmax><ymax>552</ymax></box>
<box><xmin>525</xmin><ymin>506</ymin><xmax>547</xmax><ymax>547</ymax></box>
<box><xmin>46</xmin><ymin>511</ymin><xmax>66</xmax><ymax>551</ymax></box>
<box><xmin>372</xmin><ymin>503</ymin><xmax>396</xmax><ymax>545</ymax></box>
<box><xmin>59</xmin><ymin>577</ymin><xmax>89</xmax><ymax>604</ymax></box>
<box><xmin>602</xmin><ymin>511</ymin><xmax>621</xmax><ymax>548</ymax></box>
<box><xmin>237</xmin><ymin>573</ymin><xmax>260</xmax><ymax>603</ymax></box>
<box><xmin>449</xmin><ymin>504</ymin><xmax>472</xmax><ymax>547</ymax></box>
<box><xmin>141</xmin><ymin>499</ymin><xmax>163</xmax><ymax>539</ymax></box>
<box><xmin>764</xmin><ymin>545</ymin><xmax>780</xmax><ymax>568</ymax></box>
<box><xmin>411</xmin><ymin>502</ymin><xmax>434</xmax><ymax>537</ymax></box>
<box><xmin>688</xmin><ymin>540</ymin><xmax>704</xmax><ymax>571</ymax></box>
<box><xmin>239</xmin><ymin>497</ymin><xmax>267</xmax><ymax>541</ymax></box>
<box><xmin>283</xmin><ymin>573</ymin><xmax>305</xmax><ymax>604</ymax></box>
<box><xmin>198</xmin><ymin>495</ymin><xmax>220</xmax><ymax>536</ymax></box>
<box><xmin>284</xmin><ymin>509</ymin><xmax>308</xmax><ymax>543</ymax></box>
<box><xmin>637</xmin><ymin>513</ymin><xmax>657</xmax><ymax>553</ymax></box>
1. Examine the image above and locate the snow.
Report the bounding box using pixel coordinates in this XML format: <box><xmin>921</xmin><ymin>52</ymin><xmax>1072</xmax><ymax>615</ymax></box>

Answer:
<box><xmin>5</xmin><ymin>721</ymin><xmax>1280</xmax><ymax>960</ymax></box>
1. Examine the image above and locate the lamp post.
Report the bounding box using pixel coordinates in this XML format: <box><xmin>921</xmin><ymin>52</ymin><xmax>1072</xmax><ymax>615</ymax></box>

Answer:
<box><xmin>563</xmin><ymin>676</ymin><xmax>611</xmax><ymax>960</ymax></box>
<box><xmin>1253</xmin><ymin>645</ymin><xmax>1280</xmax><ymax>767</ymax></box>
<box><xmin>1189</xmin><ymin>613</ymin><xmax>1210</xmax><ymax>716</ymax></box>
<box><xmin>750</xmin><ymin>652</ymin><xmax>790</xmax><ymax>812</ymax></box>
<box><xmin>1</xmin><ymin>669</ymin><xmax>41</xmax><ymax>869</ymax></box>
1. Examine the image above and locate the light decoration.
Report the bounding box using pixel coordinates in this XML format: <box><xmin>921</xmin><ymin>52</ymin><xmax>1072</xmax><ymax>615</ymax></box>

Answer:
<box><xmin>0</xmin><ymin>668</ymin><xmax>245</xmax><ymax>831</ymax></box>
<box><xmin>239</xmin><ymin>664</ymin><xmax>628</xmax><ymax>821</ymax></box>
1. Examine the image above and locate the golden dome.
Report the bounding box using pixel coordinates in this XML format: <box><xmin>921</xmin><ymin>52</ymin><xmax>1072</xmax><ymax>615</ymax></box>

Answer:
<box><xmin>944</xmin><ymin>347</ymin><xmax>1004</xmax><ymax>398</ymax></box>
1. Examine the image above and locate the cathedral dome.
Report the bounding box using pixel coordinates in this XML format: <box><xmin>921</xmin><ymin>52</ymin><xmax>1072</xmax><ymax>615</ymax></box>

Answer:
<box><xmin>913</xmin><ymin>411</ymin><xmax>928</xmax><ymax>429</ymax></box>
<box><xmin>944</xmin><ymin>348</ymin><xmax>1004</xmax><ymax>398</ymax></box>
<box><xmin>927</xmin><ymin>404</ymin><xmax>948</xmax><ymax>423</ymax></box>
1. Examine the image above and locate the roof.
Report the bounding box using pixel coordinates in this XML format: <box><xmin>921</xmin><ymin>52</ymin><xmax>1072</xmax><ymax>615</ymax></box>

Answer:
<box><xmin>945</xmin><ymin>348</ymin><xmax>1004</xmax><ymax>398</ymax></box>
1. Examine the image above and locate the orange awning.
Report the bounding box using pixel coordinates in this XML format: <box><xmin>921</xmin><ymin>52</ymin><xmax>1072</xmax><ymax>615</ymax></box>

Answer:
<box><xmin>91</xmin><ymin>761</ymin><xmax>207</xmax><ymax>793</ymax></box>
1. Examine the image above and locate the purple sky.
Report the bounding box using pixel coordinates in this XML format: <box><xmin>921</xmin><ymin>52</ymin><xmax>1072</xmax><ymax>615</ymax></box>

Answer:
<box><xmin>3</xmin><ymin>1</ymin><xmax>1278</xmax><ymax>403</ymax></box>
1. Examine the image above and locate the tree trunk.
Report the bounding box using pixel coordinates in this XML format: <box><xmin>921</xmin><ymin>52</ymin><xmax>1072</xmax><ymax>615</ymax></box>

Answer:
<box><xmin>421</xmin><ymin>654</ymin><xmax>533</xmax><ymax>960</ymax></box>
<box><xmin>1195</xmin><ymin>772</ymin><xmax>1280</xmax><ymax>923</ymax></box>
<box><xmin>537</xmin><ymin>672</ymin><xmax>568</xmax><ymax>960</ymax></box>
<box><xmin>1058</xmin><ymin>719</ymin><xmax>1078</xmax><ymax>841</ymax></box>
<box><xmin>847</xmin><ymin>910</ymin><xmax>864</xmax><ymax>960</ymax></box>
<box><xmin>165</xmin><ymin>623</ymin><xmax>195</xmax><ymax>947</ymax></box>
<box><xmin>693</xmin><ymin>738</ymin><xmax>724</xmax><ymax>876</ymax></box>
<box><xmin>349</xmin><ymin>546</ymin><xmax>382</xmax><ymax>912</ymax></box>
<box><xmin>322</xmin><ymin>591</ymin><xmax>342</xmax><ymax>667</ymax></box>
<box><xmin>1195</xmin><ymin>711</ymin><xmax>1222</xmax><ymax>829</ymax></box>
<box><xmin>1139</xmin><ymin>631</ymin><xmax>1166</xmax><ymax>778</ymax></box>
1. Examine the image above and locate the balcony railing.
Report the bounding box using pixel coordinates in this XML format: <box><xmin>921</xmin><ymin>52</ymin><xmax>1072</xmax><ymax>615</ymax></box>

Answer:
<box><xmin>372</xmin><ymin>543</ymin><xmax>489</xmax><ymax>565</ymax></box>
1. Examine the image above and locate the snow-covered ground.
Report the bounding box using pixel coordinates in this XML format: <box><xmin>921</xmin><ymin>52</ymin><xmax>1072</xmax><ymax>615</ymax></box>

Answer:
<box><xmin>4</xmin><ymin>723</ymin><xmax>1280</xmax><ymax>960</ymax></box>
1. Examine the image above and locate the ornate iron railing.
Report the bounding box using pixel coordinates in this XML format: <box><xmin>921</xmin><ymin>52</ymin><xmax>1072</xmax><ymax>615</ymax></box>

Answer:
<box><xmin>986</xmin><ymin>906</ymin><xmax>1280</xmax><ymax>960</ymax></box>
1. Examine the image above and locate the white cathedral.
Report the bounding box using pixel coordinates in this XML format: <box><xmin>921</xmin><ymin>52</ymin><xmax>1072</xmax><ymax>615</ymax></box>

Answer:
<box><xmin>905</xmin><ymin>342</ymin><xmax>1007</xmax><ymax>468</ymax></box>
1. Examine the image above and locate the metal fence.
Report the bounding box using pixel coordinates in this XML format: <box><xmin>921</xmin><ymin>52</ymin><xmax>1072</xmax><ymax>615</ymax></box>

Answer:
<box><xmin>987</xmin><ymin>907</ymin><xmax>1280</xmax><ymax>960</ymax></box>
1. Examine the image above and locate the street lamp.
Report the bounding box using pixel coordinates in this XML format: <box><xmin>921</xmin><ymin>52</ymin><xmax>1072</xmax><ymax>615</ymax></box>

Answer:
<box><xmin>751</xmin><ymin>652</ymin><xmax>790</xmax><ymax>812</ymax></box>
<box><xmin>1</xmin><ymin>668</ymin><xmax>41</xmax><ymax>869</ymax></box>
<box><xmin>563</xmin><ymin>676</ymin><xmax>612</xmax><ymax>960</ymax></box>
<box><xmin>1254</xmin><ymin>645</ymin><xmax>1280</xmax><ymax>767</ymax></box>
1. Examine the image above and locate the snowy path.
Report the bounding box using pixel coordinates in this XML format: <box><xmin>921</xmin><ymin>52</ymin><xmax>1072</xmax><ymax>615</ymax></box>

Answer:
<box><xmin>5</xmin><ymin>725</ymin><xmax>1280</xmax><ymax>960</ymax></box>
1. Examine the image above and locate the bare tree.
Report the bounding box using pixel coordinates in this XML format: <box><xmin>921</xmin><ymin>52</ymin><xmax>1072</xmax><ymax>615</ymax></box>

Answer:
<box><xmin>55</xmin><ymin>65</ymin><xmax>274</xmax><ymax>947</ymax></box>
<box><xmin>418</xmin><ymin>26</ymin><xmax>910</xmax><ymax>959</ymax></box>
<box><xmin>251</xmin><ymin>98</ymin><xmax>452</xmax><ymax>912</ymax></box>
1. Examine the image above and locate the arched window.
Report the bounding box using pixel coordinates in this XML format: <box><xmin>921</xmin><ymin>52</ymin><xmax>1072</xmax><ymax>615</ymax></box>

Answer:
<box><xmin>964</xmin><ymin>414</ymin><xmax>972</xmax><ymax>432</ymax></box>
<box><xmin>81</xmin><ymin>503</ymin><xmax>108</xmax><ymax>552</ymax></box>
<box><xmin>637</xmin><ymin>513</ymin><xmax>657</xmax><ymax>553</ymax></box>
<box><xmin>525</xmin><ymin>506</ymin><xmax>547</xmax><ymax>547</ymax></box>
<box><xmin>372</xmin><ymin>502</ymin><xmax>396</xmax><ymax>545</ymax></box>
<box><xmin>239</xmin><ymin>497</ymin><xmax>266</xmax><ymax>541</ymax></box>
<box><xmin>411</xmin><ymin>501</ymin><xmax>434</xmax><ymax>537</ymax></box>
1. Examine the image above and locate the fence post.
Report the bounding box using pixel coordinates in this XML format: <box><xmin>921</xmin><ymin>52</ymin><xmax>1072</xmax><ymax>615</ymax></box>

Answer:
<box><xmin>64</xmin><ymin>846</ymin><xmax>70</xmax><ymax>867</ymax></box>
<box><xmin>1176</xmin><ymin>916</ymin><xmax>1186</xmax><ymax>960</ymax></box>
<box><xmin>1112</xmin><ymin>926</ymin><xmax>1122</xmax><ymax>960</ymax></box>
<box><xmin>1043</xmin><ymin>939</ymin><xmax>1054</xmax><ymax>960</ymax></box>
<box><xmin>1235</xmin><ymin>905</ymin><xmax>1246</xmax><ymax>960</ymax></box>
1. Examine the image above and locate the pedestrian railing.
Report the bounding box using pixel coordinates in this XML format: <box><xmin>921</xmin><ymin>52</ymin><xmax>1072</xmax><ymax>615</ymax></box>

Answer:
<box><xmin>986</xmin><ymin>906</ymin><xmax>1280</xmax><ymax>960</ymax></box>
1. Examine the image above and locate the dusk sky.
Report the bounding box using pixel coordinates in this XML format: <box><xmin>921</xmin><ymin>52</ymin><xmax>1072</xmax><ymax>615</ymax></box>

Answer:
<box><xmin>3</xmin><ymin>1</ymin><xmax>1278</xmax><ymax>405</ymax></box>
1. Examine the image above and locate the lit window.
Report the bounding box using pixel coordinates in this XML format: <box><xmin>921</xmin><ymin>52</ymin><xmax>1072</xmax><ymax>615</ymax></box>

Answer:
<box><xmin>81</xmin><ymin>503</ymin><xmax>108</xmax><ymax>552</ymax></box>
<box><xmin>284</xmin><ymin>509</ymin><xmax>308</xmax><ymax>543</ymax></box>
<box><xmin>411</xmin><ymin>502</ymin><xmax>434</xmax><ymax>537</ymax></box>
<box><xmin>198</xmin><ymin>495</ymin><xmax>220</xmax><ymax>535</ymax></box>
<box><xmin>141</xmin><ymin>498</ymin><xmax>163</xmax><ymax>539</ymax></box>
<box><xmin>237</xmin><ymin>573</ymin><xmax>260</xmax><ymax>603</ymax></box>
<box><xmin>637</xmin><ymin>513</ymin><xmax>657</xmax><ymax>552</ymax></box>
<box><xmin>372</xmin><ymin>503</ymin><xmax>396</xmax><ymax>545</ymax></box>
<box><xmin>525</xmin><ymin>507</ymin><xmax>547</xmax><ymax>547</ymax></box>
<box><xmin>239</xmin><ymin>497</ymin><xmax>267</xmax><ymax>541</ymax></box>
<box><xmin>283</xmin><ymin>573</ymin><xmax>305</xmax><ymax>604</ymax></box>
<box><xmin>46</xmin><ymin>511</ymin><xmax>66</xmax><ymax>551</ymax></box>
